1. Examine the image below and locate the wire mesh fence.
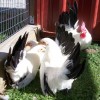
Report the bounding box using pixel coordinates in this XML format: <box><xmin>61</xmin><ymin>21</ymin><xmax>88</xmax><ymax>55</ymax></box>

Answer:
<box><xmin>0</xmin><ymin>0</ymin><xmax>29</xmax><ymax>43</ymax></box>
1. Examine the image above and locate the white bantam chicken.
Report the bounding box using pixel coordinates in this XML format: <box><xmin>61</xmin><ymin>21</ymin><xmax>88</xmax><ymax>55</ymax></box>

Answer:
<box><xmin>39</xmin><ymin>27</ymin><xmax>86</xmax><ymax>95</ymax></box>
<box><xmin>58</xmin><ymin>0</ymin><xmax>92</xmax><ymax>50</ymax></box>
<box><xmin>4</xmin><ymin>33</ymin><xmax>46</xmax><ymax>89</ymax></box>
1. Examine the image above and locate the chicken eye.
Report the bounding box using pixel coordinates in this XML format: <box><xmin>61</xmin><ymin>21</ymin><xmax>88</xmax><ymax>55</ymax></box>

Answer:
<box><xmin>42</xmin><ymin>41</ymin><xmax>47</xmax><ymax>45</ymax></box>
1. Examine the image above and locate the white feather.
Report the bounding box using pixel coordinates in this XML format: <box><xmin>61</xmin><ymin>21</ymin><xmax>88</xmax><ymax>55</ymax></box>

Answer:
<box><xmin>5</xmin><ymin>44</ymin><xmax>46</xmax><ymax>89</ymax></box>
<box><xmin>64</xmin><ymin>21</ymin><xmax>92</xmax><ymax>50</ymax></box>
<box><xmin>40</xmin><ymin>38</ymin><xmax>74</xmax><ymax>94</ymax></box>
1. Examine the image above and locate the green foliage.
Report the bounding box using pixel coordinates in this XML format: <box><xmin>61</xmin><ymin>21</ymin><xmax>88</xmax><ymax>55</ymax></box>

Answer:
<box><xmin>0</xmin><ymin>34</ymin><xmax>7</xmax><ymax>42</ymax></box>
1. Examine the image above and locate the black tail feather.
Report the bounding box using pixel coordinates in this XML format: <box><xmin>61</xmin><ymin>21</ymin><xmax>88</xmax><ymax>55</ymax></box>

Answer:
<box><xmin>58</xmin><ymin>0</ymin><xmax>78</xmax><ymax>28</ymax></box>
<box><xmin>74</xmin><ymin>59</ymin><xmax>86</xmax><ymax>78</ymax></box>
<box><xmin>73</xmin><ymin>0</ymin><xmax>78</xmax><ymax>14</ymax></box>
<box><xmin>55</xmin><ymin>25</ymin><xmax>75</xmax><ymax>55</ymax></box>
<box><xmin>11</xmin><ymin>51</ymin><xmax>21</xmax><ymax>69</ymax></box>
<box><xmin>44</xmin><ymin>74</ymin><xmax>55</xmax><ymax>96</ymax></box>
<box><xmin>12</xmin><ymin>32</ymin><xmax>28</xmax><ymax>56</ymax></box>
<box><xmin>69</xmin><ymin>8</ymin><xmax>77</xmax><ymax>28</ymax></box>
<box><xmin>66</xmin><ymin>43</ymin><xmax>85</xmax><ymax>79</ymax></box>
<box><xmin>68</xmin><ymin>0</ymin><xmax>78</xmax><ymax>28</ymax></box>
<box><xmin>55</xmin><ymin>25</ymin><xmax>68</xmax><ymax>45</ymax></box>
<box><xmin>21</xmin><ymin>32</ymin><xmax>28</xmax><ymax>50</ymax></box>
<box><xmin>61</xmin><ymin>41</ymin><xmax>75</xmax><ymax>55</ymax></box>
<box><xmin>5</xmin><ymin>47</ymin><xmax>12</xmax><ymax>67</ymax></box>
<box><xmin>60</xmin><ymin>33</ymin><xmax>75</xmax><ymax>55</ymax></box>
<box><xmin>67</xmin><ymin>59</ymin><xmax>86</xmax><ymax>79</ymax></box>
<box><xmin>5</xmin><ymin>32</ymin><xmax>28</xmax><ymax>69</ymax></box>
<box><xmin>12</xmin><ymin>35</ymin><xmax>22</xmax><ymax>56</ymax></box>
<box><xmin>58</xmin><ymin>11</ymin><xmax>69</xmax><ymax>25</ymax></box>
<box><xmin>67</xmin><ymin>43</ymin><xmax>80</xmax><ymax>71</ymax></box>
<box><xmin>69</xmin><ymin>42</ymin><xmax>80</xmax><ymax>60</ymax></box>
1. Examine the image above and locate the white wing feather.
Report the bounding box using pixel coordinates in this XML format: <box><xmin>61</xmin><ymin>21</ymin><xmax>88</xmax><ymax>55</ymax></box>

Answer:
<box><xmin>40</xmin><ymin>38</ymin><xmax>73</xmax><ymax>94</ymax></box>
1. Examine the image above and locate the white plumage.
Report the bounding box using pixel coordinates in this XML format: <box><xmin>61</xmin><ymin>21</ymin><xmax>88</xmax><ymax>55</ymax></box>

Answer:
<box><xmin>15</xmin><ymin>44</ymin><xmax>46</xmax><ymax>89</ymax></box>
<box><xmin>58</xmin><ymin>0</ymin><xmax>92</xmax><ymax>50</ymax></box>
<box><xmin>65</xmin><ymin>21</ymin><xmax>92</xmax><ymax>49</ymax></box>
<box><xmin>39</xmin><ymin>38</ymin><xmax>69</xmax><ymax>94</ymax></box>
<box><xmin>39</xmin><ymin>37</ymin><xmax>85</xmax><ymax>95</ymax></box>
<box><xmin>4</xmin><ymin>33</ymin><xmax>46</xmax><ymax>89</ymax></box>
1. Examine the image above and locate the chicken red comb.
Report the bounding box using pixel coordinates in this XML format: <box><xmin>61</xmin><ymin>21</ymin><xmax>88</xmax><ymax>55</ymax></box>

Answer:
<box><xmin>80</xmin><ymin>32</ymin><xmax>86</xmax><ymax>39</ymax></box>
<box><xmin>81</xmin><ymin>22</ymin><xmax>86</xmax><ymax>31</ymax></box>
<box><xmin>80</xmin><ymin>22</ymin><xmax>86</xmax><ymax>39</ymax></box>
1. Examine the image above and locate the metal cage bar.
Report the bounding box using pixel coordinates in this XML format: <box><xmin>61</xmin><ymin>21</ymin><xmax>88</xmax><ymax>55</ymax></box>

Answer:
<box><xmin>0</xmin><ymin>0</ymin><xmax>29</xmax><ymax>43</ymax></box>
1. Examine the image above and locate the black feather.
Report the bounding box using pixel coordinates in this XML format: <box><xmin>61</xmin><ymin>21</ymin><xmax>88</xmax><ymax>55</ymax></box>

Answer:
<box><xmin>59</xmin><ymin>11</ymin><xmax>69</xmax><ymax>25</ymax></box>
<box><xmin>73</xmin><ymin>0</ymin><xmax>78</xmax><ymax>15</ymax></box>
<box><xmin>74</xmin><ymin>59</ymin><xmax>86</xmax><ymax>78</ymax></box>
<box><xmin>68</xmin><ymin>1</ymin><xmax>78</xmax><ymax>28</ymax></box>
<box><xmin>69</xmin><ymin>8</ymin><xmax>77</xmax><ymax>28</ymax></box>
<box><xmin>10</xmin><ymin>57</ymin><xmax>17</xmax><ymax>70</ymax></box>
<box><xmin>11</xmin><ymin>51</ymin><xmax>20</xmax><ymax>69</ymax></box>
<box><xmin>61</xmin><ymin>41</ymin><xmax>75</xmax><ymax>55</ymax></box>
<box><xmin>65</xmin><ymin>43</ymin><xmax>85</xmax><ymax>79</ymax></box>
<box><xmin>69</xmin><ymin>42</ymin><xmax>80</xmax><ymax>60</ymax></box>
<box><xmin>58</xmin><ymin>1</ymin><xmax>78</xmax><ymax>28</ymax></box>
<box><xmin>55</xmin><ymin>25</ymin><xmax>75</xmax><ymax>55</ymax></box>
<box><xmin>12</xmin><ymin>32</ymin><xmax>28</xmax><ymax>56</ymax></box>
<box><xmin>12</xmin><ymin>36</ymin><xmax>22</xmax><ymax>56</ymax></box>
<box><xmin>67</xmin><ymin>59</ymin><xmax>85</xmax><ymax>79</ymax></box>
<box><xmin>5</xmin><ymin>47</ymin><xmax>12</xmax><ymax>67</ymax></box>
<box><xmin>56</xmin><ymin>25</ymin><xmax>68</xmax><ymax>45</ymax></box>
<box><xmin>5</xmin><ymin>32</ymin><xmax>28</xmax><ymax>69</ymax></box>
<box><xmin>21</xmin><ymin>32</ymin><xmax>28</xmax><ymax>50</ymax></box>
<box><xmin>67</xmin><ymin>43</ymin><xmax>80</xmax><ymax>71</ymax></box>
<box><xmin>44</xmin><ymin>74</ymin><xmax>55</xmax><ymax>96</ymax></box>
